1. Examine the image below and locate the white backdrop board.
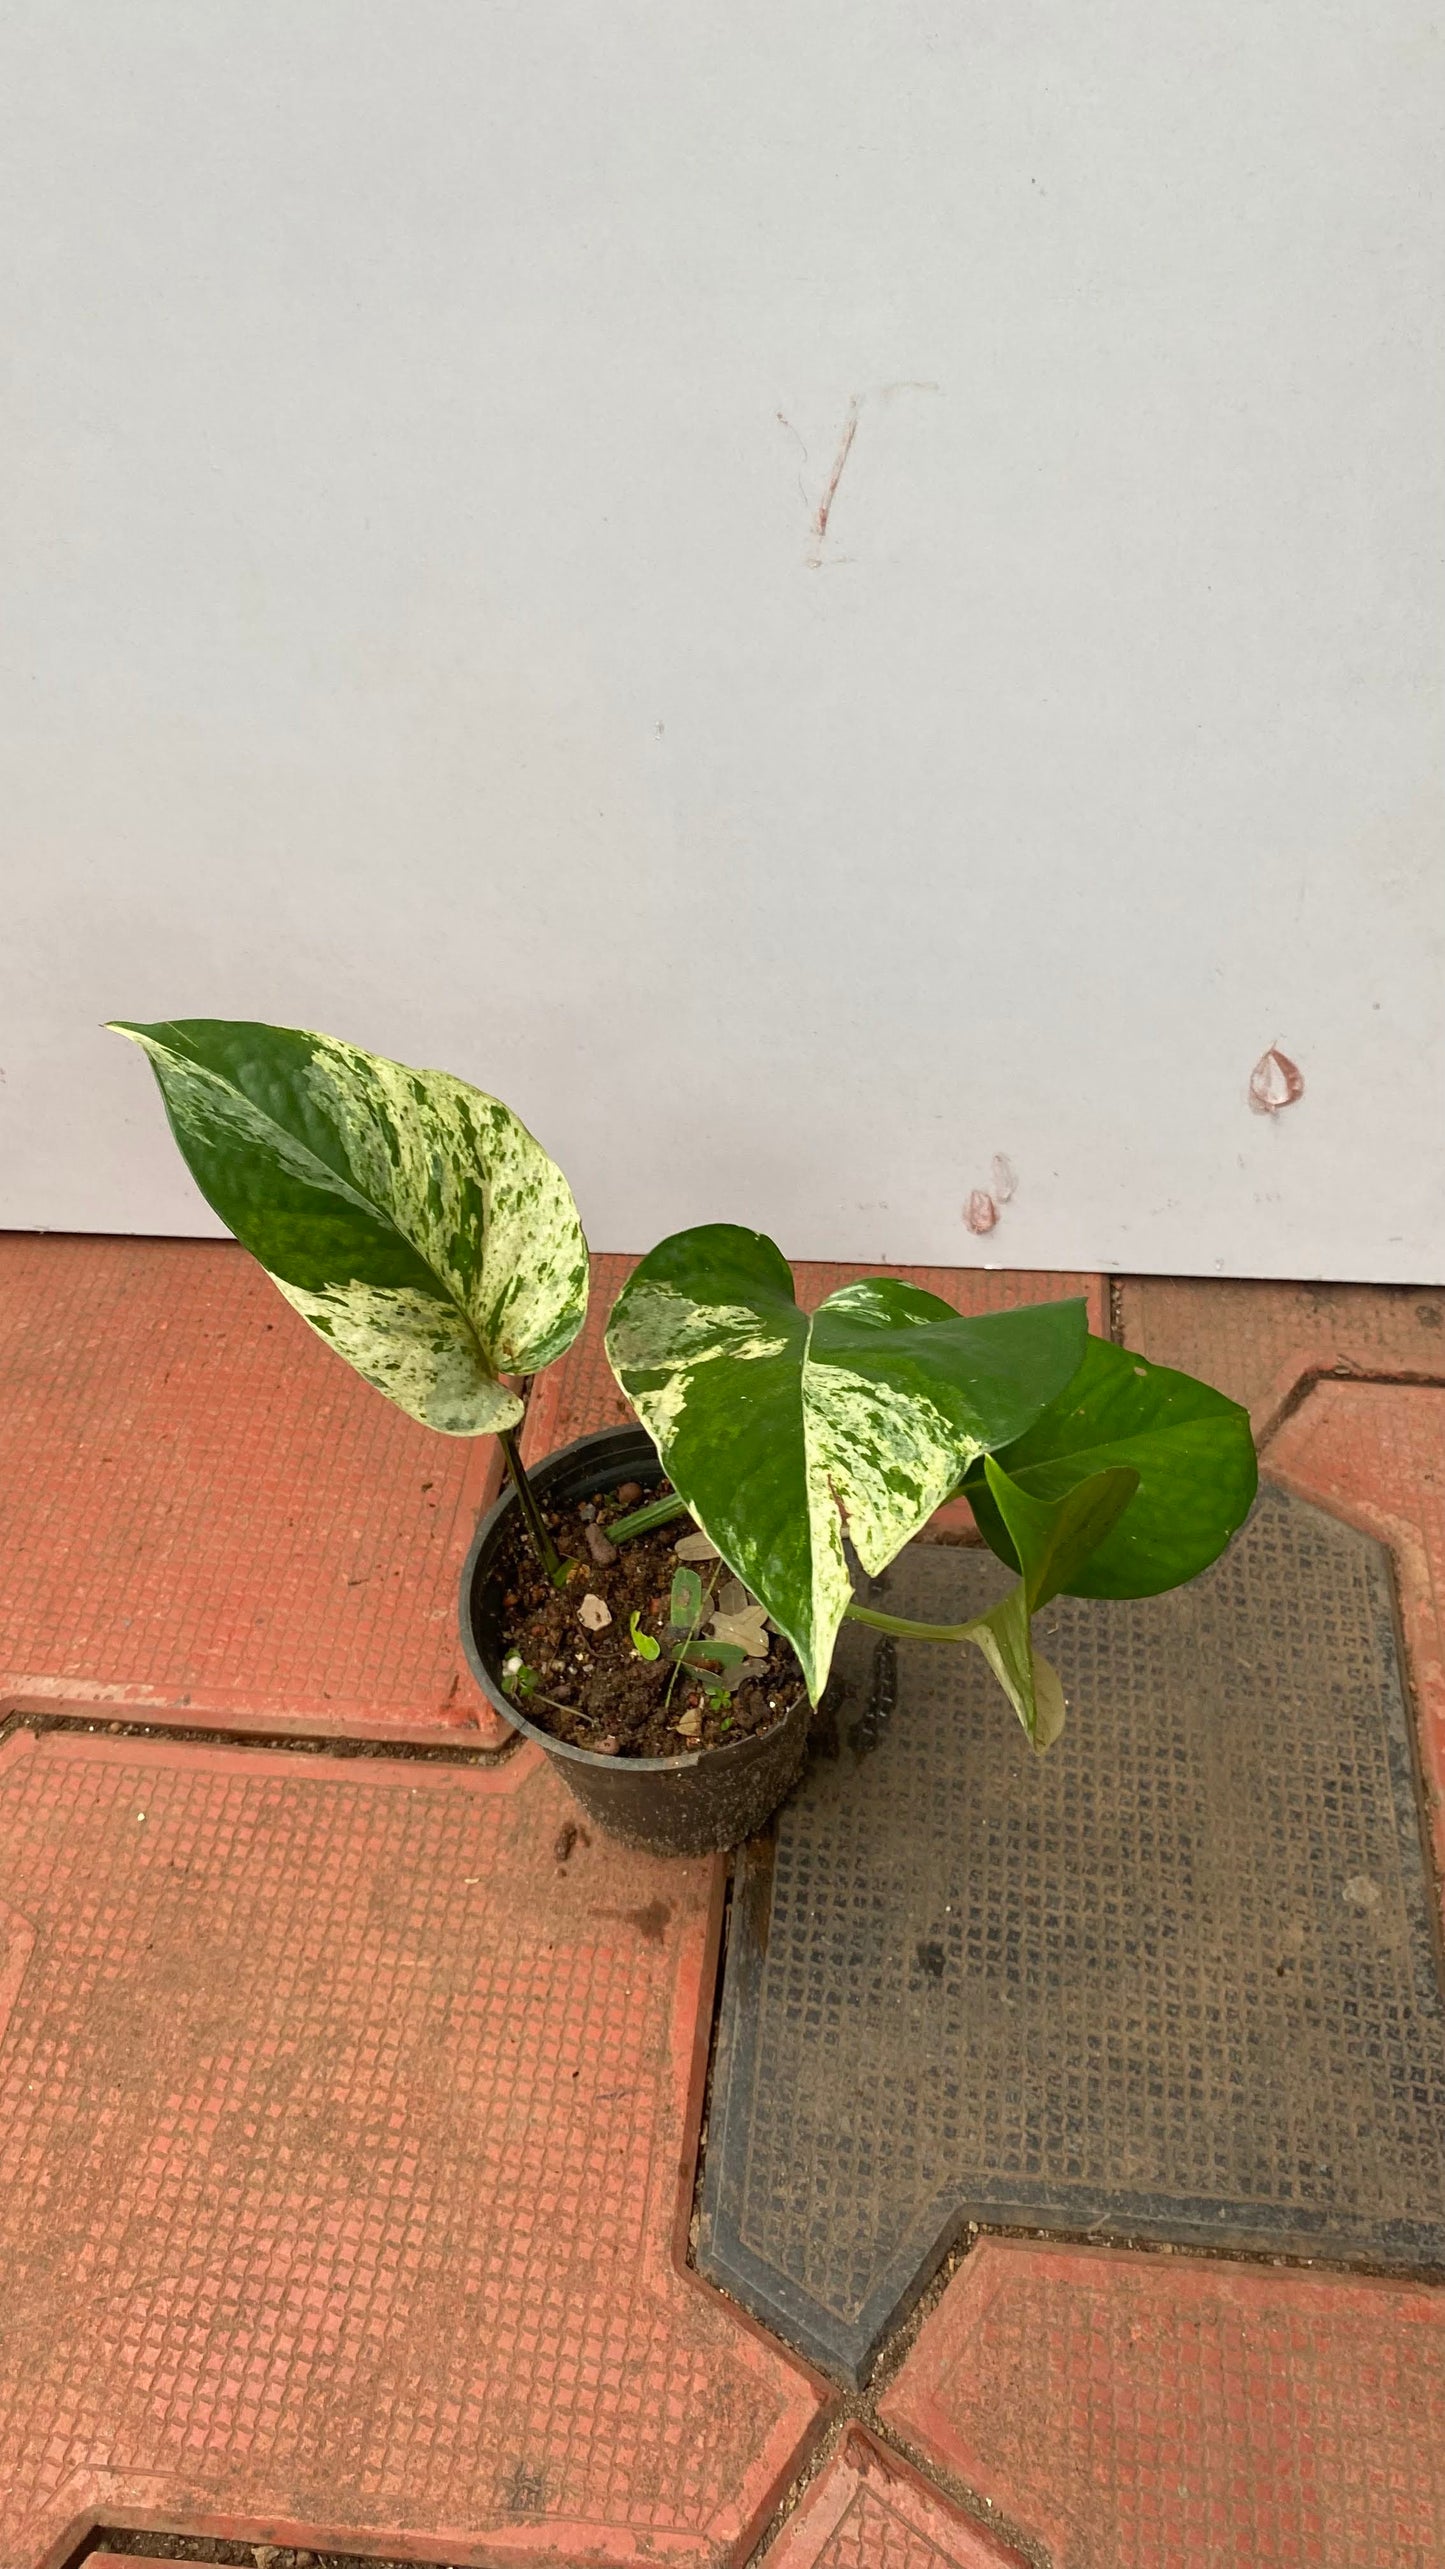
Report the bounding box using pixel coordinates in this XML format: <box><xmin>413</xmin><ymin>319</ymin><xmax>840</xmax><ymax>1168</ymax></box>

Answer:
<box><xmin>2</xmin><ymin>2</ymin><xmax>1442</xmax><ymax>1279</ymax></box>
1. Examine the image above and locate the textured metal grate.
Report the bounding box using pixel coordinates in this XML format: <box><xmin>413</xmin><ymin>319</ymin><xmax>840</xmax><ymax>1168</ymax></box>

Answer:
<box><xmin>699</xmin><ymin>1486</ymin><xmax>1445</xmax><ymax>2382</ymax></box>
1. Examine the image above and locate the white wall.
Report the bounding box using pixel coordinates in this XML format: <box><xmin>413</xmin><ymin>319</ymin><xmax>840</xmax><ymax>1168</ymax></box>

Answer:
<box><xmin>2</xmin><ymin>2</ymin><xmax>1442</xmax><ymax>1279</ymax></box>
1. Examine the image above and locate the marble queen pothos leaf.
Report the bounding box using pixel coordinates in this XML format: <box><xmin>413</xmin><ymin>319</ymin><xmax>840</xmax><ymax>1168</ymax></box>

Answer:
<box><xmin>109</xmin><ymin>1018</ymin><xmax>589</xmax><ymax>1435</ymax></box>
<box><xmin>604</xmin><ymin>1224</ymin><xmax>1087</xmax><ymax>1701</ymax></box>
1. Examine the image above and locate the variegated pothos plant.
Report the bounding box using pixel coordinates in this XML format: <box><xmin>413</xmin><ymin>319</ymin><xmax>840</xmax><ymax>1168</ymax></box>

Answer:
<box><xmin>111</xmin><ymin>1018</ymin><xmax>589</xmax><ymax>1577</ymax></box>
<box><xmin>606</xmin><ymin>1226</ymin><xmax>1256</xmax><ymax>1747</ymax></box>
<box><xmin>112</xmin><ymin>1019</ymin><xmax>1257</xmax><ymax>1748</ymax></box>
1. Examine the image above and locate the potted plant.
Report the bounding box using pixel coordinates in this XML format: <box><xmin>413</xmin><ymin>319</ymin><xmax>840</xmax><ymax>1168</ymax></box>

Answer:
<box><xmin>601</xmin><ymin>1224</ymin><xmax>1258</xmax><ymax>1757</ymax></box>
<box><xmin>114</xmin><ymin>1021</ymin><xmax>1257</xmax><ymax>1860</ymax></box>
<box><xmin>462</xmin><ymin>1228</ymin><xmax>1102</xmax><ymax>1852</ymax></box>
<box><xmin>111</xmin><ymin>1015</ymin><xmax>831</xmax><ymax>1849</ymax></box>
<box><xmin>462</xmin><ymin>1223</ymin><xmax>1254</xmax><ymax>1852</ymax></box>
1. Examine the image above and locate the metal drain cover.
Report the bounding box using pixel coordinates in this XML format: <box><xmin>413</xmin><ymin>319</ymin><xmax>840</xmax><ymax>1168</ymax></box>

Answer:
<box><xmin>698</xmin><ymin>1486</ymin><xmax>1445</xmax><ymax>2383</ymax></box>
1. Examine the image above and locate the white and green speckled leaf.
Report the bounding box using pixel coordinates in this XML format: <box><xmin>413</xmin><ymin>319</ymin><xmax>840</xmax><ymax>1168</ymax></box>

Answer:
<box><xmin>605</xmin><ymin>1224</ymin><xmax>1087</xmax><ymax>1702</ymax></box>
<box><xmin>109</xmin><ymin>1018</ymin><xmax>589</xmax><ymax>1435</ymax></box>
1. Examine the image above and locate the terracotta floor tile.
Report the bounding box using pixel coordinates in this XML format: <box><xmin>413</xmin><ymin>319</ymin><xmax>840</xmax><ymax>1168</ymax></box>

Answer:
<box><xmin>763</xmin><ymin>2427</ymin><xmax>1024</xmax><ymax>2569</ymax></box>
<box><xmin>0</xmin><ymin>1236</ymin><xmax>506</xmax><ymax>1745</ymax></box>
<box><xmin>1117</xmin><ymin>1277</ymin><xmax>1445</xmax><ymax>1443</ymax></box>
<box><xmin>0</xmin><ymin>1728</ymin><xmax>822</xmax><ymax>2565</ymax></box>
<box><xmin>1266</xmin><ymin>1380</ymin><xmax>1445</xmax><ymax>1883</ymax></box>
<box><xmin>880</xmin><ymin>2238</ymin><xmax>1445</xmax><ymax>2568</ymax></box>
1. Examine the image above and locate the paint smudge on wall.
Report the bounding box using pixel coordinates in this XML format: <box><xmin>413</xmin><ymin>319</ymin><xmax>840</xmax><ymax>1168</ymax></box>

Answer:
<box><xmin>963</xmin><ymin>1153</ymin><xmax>1016</xmax><ymax>1234</ymax></box>
<box><xmin>806</xmin><ymin>398</ymin><xmax>861</xmax><ymax>568</ymax></box>
<box><xmin>788</xmin><ymin>381</ymin><xmax>939</xmax><ymax>568</ymax></box>
<box><xmin>1248</xmin><ymin>1047</ymin><xmax>1305</xmax><ymax>1115</ymax></box>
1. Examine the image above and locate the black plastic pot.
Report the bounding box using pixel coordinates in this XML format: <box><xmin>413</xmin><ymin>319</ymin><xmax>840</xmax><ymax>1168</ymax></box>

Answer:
<box><xmin>459</xmin><ymin>1426</ymin><xmax>810</xmax><ymax>1857</ymax></box>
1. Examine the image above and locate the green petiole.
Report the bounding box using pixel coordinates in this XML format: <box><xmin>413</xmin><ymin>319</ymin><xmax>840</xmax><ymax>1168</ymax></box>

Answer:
<box><xmin>608</xmin><ymin>1491</ymin><xmax>690</xmax><ymax>1544</ymax></box>
<box><xmin>844</xmin><ymin>1599</ymin><xmax>986</xmax><ymax>1645</ymax></box>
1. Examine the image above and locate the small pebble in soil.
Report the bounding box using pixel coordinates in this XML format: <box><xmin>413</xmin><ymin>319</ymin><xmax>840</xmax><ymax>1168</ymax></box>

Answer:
<box><xmin>585</xmin><ymin>1521</ymin><xmax>619</xmax><ymax>1567</ymax></box>
<box><xmin>616</xmin><ymin>1481</ymin><xmax>643</xmax><ymax>1505</ymax></box>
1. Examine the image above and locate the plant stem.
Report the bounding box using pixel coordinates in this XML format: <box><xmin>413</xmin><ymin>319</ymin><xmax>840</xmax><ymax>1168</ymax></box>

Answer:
<box><xmin>499</xmin><ymin>1428</ymin><xmax>569</xmax><ymax>1586</ymax></box>
<box><xmin>844</xmin><ymin>1599</ymin><xmax>981</xmax><ymax>1645</ymax></box>
<box><xmin>525</xmin><ymin>1688</ymin><xmax>590</xmax><ymax>1721</ymax></box>
<box><xmin>609</xmin><ymin>1492</ymin><xmax>690</xmax><ymax>1544</ymax></box>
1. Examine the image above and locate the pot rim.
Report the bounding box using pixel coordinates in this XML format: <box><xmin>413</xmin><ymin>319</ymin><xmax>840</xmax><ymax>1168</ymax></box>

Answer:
<box><xmin>459</xmin><ymin>1425</ymin><xmax>807</xmax><ymax>1775</ymax></box>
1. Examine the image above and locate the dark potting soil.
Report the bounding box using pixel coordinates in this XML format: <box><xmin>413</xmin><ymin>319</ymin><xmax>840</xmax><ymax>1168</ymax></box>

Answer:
<box><xmin>497</xmin><ymin>1482</ymin><xmax>805</xmax><ymax>1758</ymax></box>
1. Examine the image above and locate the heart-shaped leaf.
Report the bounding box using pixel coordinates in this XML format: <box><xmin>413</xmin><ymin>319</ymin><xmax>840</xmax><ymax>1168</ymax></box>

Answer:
<box><xmin>965</xmin><ymin>1336</ymin><xmax>1257</xmax><ymax>1598</ymax></box>
<box><xmin>605</xmin><ymin>1224</ymin><xmax>1087</xmax><ymax>1700</ymax></box>
<box><xmin>109</xmin><ymin>1018</ymin><xmax>589</xmax><ymax>1436</ymax></box>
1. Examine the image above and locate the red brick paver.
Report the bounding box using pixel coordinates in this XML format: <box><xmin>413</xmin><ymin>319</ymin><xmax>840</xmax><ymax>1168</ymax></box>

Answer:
<box><xmin>0</xmin><ymin>1236</ymin><xmax>507</xmax><ymax>1746</ymax></box>
<box><xmin>1118</xmin><ymin>1277</ymin><xmax>1445</xmax><ymax>1444</ymax></box>
<box><xmin>0</xmin><ymin>1727</ymin><xmax>822</xmax><ymax>2566</ymax></box>
<box><xmin>765</xmin><ymin>2428</ymin><xmax>1024</xmax><ymax>2569</ymax></box>
<box><xmin>1267</xmin><ymin>1381</ymin><xmax>1445</xmax><ymax>1886</ymax></box>
<box><xmin>880</xmin><ymin>2239</ymin><xmax>1445</xmax><ymax>2569</ymax></box>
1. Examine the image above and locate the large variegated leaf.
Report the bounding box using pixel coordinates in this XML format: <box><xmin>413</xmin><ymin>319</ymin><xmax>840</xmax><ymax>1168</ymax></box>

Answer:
<box><xmin>965</xmin><ymin>1336</ymin><xmax>1257</xmax><ymax>1597</ymax></box>
<box><xmin>109</xmin><ymin>1018</ymin><xmax>589</xmax><ymax>1435</ymax></box>
<box><xmin>604</xmin><ymin>1224</ymin><xmax>1087</xmax><ymax>1700</ymax></box>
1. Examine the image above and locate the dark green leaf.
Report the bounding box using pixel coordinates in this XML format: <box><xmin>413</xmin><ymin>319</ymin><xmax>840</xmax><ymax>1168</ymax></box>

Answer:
<box><xmin>981</xmin><ymin>1454</ymin><xmax>1140</xmax><ymax>1612</ymax></box>
<box><xmin>967</xmin><ymin>1336</ymin><xmax>1257</xmax><ymax>1598</ymax></box>
<box><xmin>674</xmin><ymin>1639</ymin><xmax>747</xmax><ymax>1669</ymax></box>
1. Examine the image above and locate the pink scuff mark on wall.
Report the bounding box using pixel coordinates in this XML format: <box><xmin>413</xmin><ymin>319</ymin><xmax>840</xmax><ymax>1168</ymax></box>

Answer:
<box><xmin>1248</xmin><ymin>1047</ymin><xmax>1305</xmax><ymax>1115</ymax></box>
<box><xmin>797</xmin><ymin>381</ymin><xmax>940</xmax><ymax>568</ymax></box>
<box><xmin>806</xmin><ymin>398</ymin><xmax>861</xmax><ymax>568</ymax></box>
<box><xmin>964</xmin><ymin>1190</ymin><xmax>999</xmax><ymax>1236</ymax></box>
